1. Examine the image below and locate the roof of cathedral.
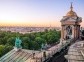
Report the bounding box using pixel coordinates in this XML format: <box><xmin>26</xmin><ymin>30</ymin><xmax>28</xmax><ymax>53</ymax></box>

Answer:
<box><xmin>0</xmin><ymin>49</ymin><xmax>40</xmax><ymax>62</ymax></box>
<box><xmin>65</xmin><ymin>41</ymin><xmax>84</xmax><ymax>62</ymax></box>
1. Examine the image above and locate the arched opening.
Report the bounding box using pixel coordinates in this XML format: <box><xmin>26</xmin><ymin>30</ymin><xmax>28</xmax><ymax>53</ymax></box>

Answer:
<box><xmin>66</xmin><ymin>26</ymin><xmax>72</xmax><ymax>39</ymax></box>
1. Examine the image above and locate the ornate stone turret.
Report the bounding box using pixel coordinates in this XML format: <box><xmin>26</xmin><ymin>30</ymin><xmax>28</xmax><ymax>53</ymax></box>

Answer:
<box><xmin>60</xmin><ymin>3</ymin><xmax>82</xmax><ymax>40</ymax></box>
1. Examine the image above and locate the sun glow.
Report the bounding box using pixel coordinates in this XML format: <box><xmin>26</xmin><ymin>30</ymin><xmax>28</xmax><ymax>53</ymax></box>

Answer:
<box><xmin>0</xmin><ymin>0</ymin><xmax>83</xmax><ymax>27</ymax></box>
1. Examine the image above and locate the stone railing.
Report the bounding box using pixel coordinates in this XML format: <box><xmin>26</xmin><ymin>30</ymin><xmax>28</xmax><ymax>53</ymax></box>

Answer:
<box><xmin>26</xmin><ymin>39</ymin><xmax>72</xmax><ymax>62</ymax></box>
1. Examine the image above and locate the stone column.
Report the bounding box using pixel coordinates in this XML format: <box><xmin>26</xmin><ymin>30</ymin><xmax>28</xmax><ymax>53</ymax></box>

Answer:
<box><xmin>64</xmin><ymin>26</ymin><xmax>66</xmax><ymax>40</ymax></box>
<box><xmin>72</xmin><ymin>25</ymin><xmax>74</xmax><ymax>39</ymax></box>
<box><xmin>78</xmin><ymin>25</ymin><xmax>80</xmax><ymax>39</ymax></box>
<box><xmin>76</xmin><ymin>25</ymin><xmax>78</xmax><ymax>39</ymax></box>
<box><xmin>75</xmin><ymin>25</ymin><xmax>77</xmax><ymax>39</ymax></box>
<box><xmin>74</xmin><ymin>25</ymin><xmax>77</xmax><ymax>40</ymax></box>
<box><xmin>73</xmin><ymin>25</ymin><xmax>76</xmax><ymax>40</ymax></box>
<box><xmin>76</xmin><ymin>25</ymin><xmax>80</xmax><ymax>39</ymax></box>
<box><xmin>61</xmin><ymin>25</ymin><xmax>65</xmax><ymax>40</ymax></box>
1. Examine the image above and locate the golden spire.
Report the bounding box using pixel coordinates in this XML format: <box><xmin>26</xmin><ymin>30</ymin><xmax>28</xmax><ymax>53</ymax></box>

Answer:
<box><xmin>70</xmin><ymin>2</ymin><xmax>73</xmax><ymax>11</ymax></box>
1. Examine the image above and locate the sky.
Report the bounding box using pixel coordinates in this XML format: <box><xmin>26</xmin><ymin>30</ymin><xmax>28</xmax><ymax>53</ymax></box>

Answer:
<box><xmin>0</xmin><ymin>0</ymin><xmax>84</xmax><ymax>27</ymax></box>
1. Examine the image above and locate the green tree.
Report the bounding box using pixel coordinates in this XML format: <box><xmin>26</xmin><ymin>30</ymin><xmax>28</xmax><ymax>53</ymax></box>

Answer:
<box><xmin>22</xmin><ymin>37</ymin><xmax>30</xmax><ymax>49</ymax></box>
<box><xmin>7</xmin><ymin>37</ymin><xmax>15</xmax><ymax>46</ymax></box>
<box><xmin>35</xmin><ymin>37</ymin><xmax>45</xmax><ymax>48</ymax></box>
<box><xmin>0</xmin><ymin>45</ymin><xmax>5</xmax><ymax>57</ymax></box>
<box><xmin>28</xmin><ymin>41</ymin><xmax>40</xmax><ymax>50</ymax></box>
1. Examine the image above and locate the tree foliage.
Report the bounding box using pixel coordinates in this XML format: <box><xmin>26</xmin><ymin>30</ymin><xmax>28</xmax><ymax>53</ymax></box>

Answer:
<box><xmin>0</xmin><ymin>29</ymin><xmax>60</xmax><ymax>57</ymax></box>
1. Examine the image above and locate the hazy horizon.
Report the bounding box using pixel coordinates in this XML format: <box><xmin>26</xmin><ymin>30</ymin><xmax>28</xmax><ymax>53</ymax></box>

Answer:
<box><xmin>0</xmin><ymin>0</ymin><xmax>84</xmax><ymax>27</ymax></box>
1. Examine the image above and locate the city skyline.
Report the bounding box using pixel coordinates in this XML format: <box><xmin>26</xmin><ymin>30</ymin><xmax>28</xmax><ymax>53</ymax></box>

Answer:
<box><xmin>0</xmin><ymin>0</ymin><xmax>84</xmax><ymax>27</ymax></box>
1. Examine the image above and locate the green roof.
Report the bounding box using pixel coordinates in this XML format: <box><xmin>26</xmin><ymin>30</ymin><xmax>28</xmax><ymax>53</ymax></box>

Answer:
<box><xmin>0</xmin><ymin>49</ymin><xmax>39</xmax><ymax>62</ymax></box>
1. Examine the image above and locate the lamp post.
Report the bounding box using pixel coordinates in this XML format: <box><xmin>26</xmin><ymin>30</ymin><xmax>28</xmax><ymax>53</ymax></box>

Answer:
<box><xmin>43</xmin><ymin>51</ymin><xmax>46</xmax><ymax>60</ymax></box>
<box><xmin>32</xmin><ymin>47</ymin><xmax>35</xmax><ymax>59</ymax></box>
<box><xmin>33</xmin><ymin>52</ymin><xmax>35</xmax><ymax>59</ymax></box>
<box><xmin>41</xmin><ymin>43</ymin><xmax>47</xmax><ymax>61</ymax></box>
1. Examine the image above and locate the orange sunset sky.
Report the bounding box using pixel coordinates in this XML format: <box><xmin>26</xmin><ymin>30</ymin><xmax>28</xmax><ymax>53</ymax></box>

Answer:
<box><xmin>0</xmin><ymin>0</ymin><xmax>84</xmax><ymax>27</ymax></box>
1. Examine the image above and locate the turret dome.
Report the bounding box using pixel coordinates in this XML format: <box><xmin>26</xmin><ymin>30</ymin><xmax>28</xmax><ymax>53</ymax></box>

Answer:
<box><xmin>66</xmin><ymin>2</ymin><xmax>77</xmax><ymax>17</ymax></box>
<box><xmin>66</xmin><ymin>10</ymin><xmax>77</xmax><ymax>17</ymax></box>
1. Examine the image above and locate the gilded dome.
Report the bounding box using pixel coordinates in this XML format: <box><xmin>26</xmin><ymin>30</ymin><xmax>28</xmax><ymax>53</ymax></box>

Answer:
<box><xmin>66</xmin><ymin>10</ymin><xmax>77</xmax><ymax>17</ymax></box>
<box><xmin>66</xmin><ymin>2</ymin><xmax>77</xmax><ymax>17</ymax></box>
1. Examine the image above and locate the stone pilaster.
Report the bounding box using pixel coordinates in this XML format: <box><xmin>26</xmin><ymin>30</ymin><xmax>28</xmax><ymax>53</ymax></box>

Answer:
<box><xmin>61</xmin><ymin>25</ymin><xmax>65</xmax><ymax>40</ymax></box>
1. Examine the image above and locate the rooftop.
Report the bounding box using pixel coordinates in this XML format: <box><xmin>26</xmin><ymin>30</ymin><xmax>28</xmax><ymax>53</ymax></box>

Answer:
<box><xmin>65</xmin><ymin>41</ymin><xmax>84</xmax><ymax>62</ymax></box>
<box><xmin>0</xmin><ymin>49</ymin><xmax>40</xmax><ymax>62</ymax></box>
